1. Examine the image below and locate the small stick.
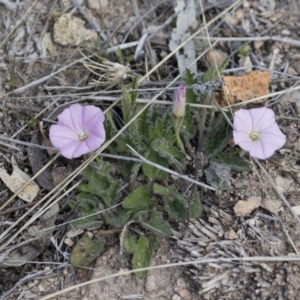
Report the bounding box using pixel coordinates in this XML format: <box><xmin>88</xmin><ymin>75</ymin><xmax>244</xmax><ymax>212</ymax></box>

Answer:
<box><xmin>0</xmin><ymin>201</ymin><xmax>39</xmax><ymax>217</ymax></box>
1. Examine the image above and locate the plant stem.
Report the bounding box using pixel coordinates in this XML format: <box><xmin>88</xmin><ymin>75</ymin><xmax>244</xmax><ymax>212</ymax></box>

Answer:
<box><xmin>174</xmin><ymin>117</ymin><xmax>185</xmax><ymax>154</ymax></box>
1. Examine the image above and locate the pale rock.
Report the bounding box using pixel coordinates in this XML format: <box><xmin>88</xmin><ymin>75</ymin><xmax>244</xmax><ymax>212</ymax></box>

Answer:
<box><xmin>64</xmin><ymin>237</ymin><xmax>74</xmax><ymax>247</ymax></box>
<box><xmin>224</xmin><ymin>229</ymin><xmax>239</xmax><ymax>240</ymax></box>
<box><xmin>261</xmin><ymin>197</ymin><xmax>281</xmax><ymax>215</ymax></box>
<box><xmin>205</xmin><ymin>49</ymin><xmax>228</xmax><ymax>68</ymax></box>
<box><xmin>281</xmin><ymin>29</ymin><xmax>290</xmax><ymax>35</ymax></box>
<box><xmin>145</xmin><ymin>275</ymin><xmax>156</xmax><ymax>291</ymax></box>
<box><xmin>292</xmin><ymin>205</ymin><xmax>300</xmax><ymax>215</ymax></box>
<box><xmin>260</xmin><ymin>0</ymin><xmax>276</xmax><ymax>11</ymax></box>
<box><xmin>225</xmin><ymin>14</ymin><xmax>239</xmax><ymax>26</ymax></box>
<box><xmin>87</xmin><ymin>0</ymin><xmax>108</xmax><ymax>10</ymax></box>
<box><xmin>66</xmin><ymin>229</ymin><xmax>84</xmax><ymax>238</ymax></box>
<box><xmin>275</xmin><ymin>175</ymin><xmax>292</xmax><ymax>193</ymax></box>
<box><xmin>86</xmin><ymin>231</ymin><xmax>93</xmax><ymax>238</ymax></box>
<box><xmin>38</xmin><ymin>285</ymin><xmax>45</xmax><ymax>292</ymax></box>
<box><xmin>238</xmin><ymin>55</ymin><xmax>252</xmax><ymax>74</ymax></box>
<box><xmin>176</xmin><ymin>278</ymin><xmax>186</xmax><ymax>288</ymax></box>
<box><xmin>177</xmin><ymin>289</ymin><xmax>191</xmax><ymax>298</ymax></box>
<box><xmin>254</xmin><ymin>40</ymin><xmax>264</xmax><ymax>50</ymax></box>
<box><xmin>234</xmin><ymin>197</ymin><xmax>261</xmax><ymax>217</ymax></box>
<box><xmin>42</xmin><ymin>32</ymin><xmax>57</xmax><ymax>55</ymax></box>
<box><xmin>269</xmin><ymin>12</ymin><xmax>284</xmax><ymax>23</ymax></box>
<box><xmin>287</xmin><ymin>67</ymin><xmax>297</xmax><ymax>76</ymax></box>
<box><xmin>53</xmin><ymin>14</ymin><xmax>97</xmax><ymax>46</ymax></box>
<box><xmin>235</xmin><ymin>9</ymin><xmax>244</xmax><ymax>20</ymax></box>
<box><xmin>233</xmin><ymin>179</ymin><xmax>248</xmax><ymax>189</ymax></box>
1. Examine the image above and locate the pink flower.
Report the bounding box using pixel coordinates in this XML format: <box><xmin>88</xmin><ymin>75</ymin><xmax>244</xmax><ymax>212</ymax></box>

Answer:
<box><xmin>173</xmin><ymin>85</ymin><xmax>186</xmax><ymax>118</ymax></box>
<box><xmin>49</xmin><ymin>104</ymin><xmax>106</xmax><ymax>159</ymax></box>
<box><xmin>233</xmin><ymin>107</ymin><xmax>286</xmax><ymax>160</ymax></box>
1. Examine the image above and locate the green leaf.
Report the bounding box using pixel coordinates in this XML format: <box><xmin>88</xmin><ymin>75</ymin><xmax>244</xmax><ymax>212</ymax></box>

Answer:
<box><xmin>190</xmin><ymin>191</ymin><xmax>202</xmax><ymax>218</ymax></box>
<box><xmin>152</xmin><ymin>138</ymin><xmax>186</xmax><ymax>171</ymax></box>
<box><xmin>70</xmin><ymin>233</ymin><xmax>105</xmax><ymax>267</ymax></box>
<box><xmin>203</xmin><ymin>58</ymin><xmax>228</xmax><ymax>83</ymax></box>
<box><xmin>123</xmin><ymin>185</ymin><xmax>153</xmax><ymax>210</ymax></box>
<box><xmin>129</xmin><ymin>162</ymin><xmax>142</xmax><ymax>188</ymax></box>
<box><xmin>204</xmin><ymin>127</ymin><xmax>228</xmax><ymax>158</ymax></box>
<box><xmin>80</xmin><ymin>163</ymin><xmax>122</xmax><ymax>208</ymax></box>
<box><xmin>122</xmin><ymin>78</ymin><xmax>138</xmax><ymax>124</ymax></box>
<box><xmin>116</xmin><ymin>47</ymin><xmax>124</xmax><ymax>64</ymax></box>
<box><xmin>135</xmin><ymin>105</ymin><xmax>151</xmax><ymax>138</ymax></box>
<box><xmin>142</xmin><ymin>149</ymin><xmax>168</xmax><ymax>181</ymax></box>
<box><xmin>183</xmin><ymin>68</ymin><xmax>198</xmax><ymax>104</ymax></box>
<box><xmin>132</xmin><ymin>235</ymin><xmax>158</xmax><ymax>278</ymax></box>
<box><xmin>153</xmin><ymin>184</ymin><xmax>171</xmax><ymax>196</ymax></box>
<box><xmin>182</xmin><ymin>105</ymin><xmax>196</xmax><ymax>139</ymax></box>
<box><xmin>238</xmin><ymin>44</ymin><xmax>251</xmax><ymax>58</ymax></box>
<box><xmin>148</xmin><ymin>115</ymin><xmax>173</xmax><ymax>142</ymax></box>
<box><xmin>215</xmin><ymin>153</ymin><xmax>250</xmax><ymax>172</ymax></box>
<box><xmin>164</xmin><ymin>194</ymin><xmax>187</xmax><ymax>221</ymax></box>
<box><xmin>69</xmin><ymin>192</ymin><xmax>103</xmax><ymax>230</ymax></box>
<box><xmin>124</xmin><ymin>234</ymin><xmax>138</xmax><ymax>254</ymax></box>
<box><xmin>105</xmin><ymin>209</ymin><xmax>132</xmax><ymax>227</ymax></box>
<box><xmin>116</xmin><ymin>133</ymin><xmax>136</xmax><ymax>154</ymax></box>
<box><xmin>141</xmin><ymin>212</ymin><xmax>172</xmax><ymax>237</ymax></box>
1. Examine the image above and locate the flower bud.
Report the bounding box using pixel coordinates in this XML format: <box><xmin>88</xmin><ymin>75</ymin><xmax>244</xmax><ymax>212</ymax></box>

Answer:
<box><xmin>173</xmin><ymin>85</ymin><xmax>186</xmax><ymax>118</ymax></box>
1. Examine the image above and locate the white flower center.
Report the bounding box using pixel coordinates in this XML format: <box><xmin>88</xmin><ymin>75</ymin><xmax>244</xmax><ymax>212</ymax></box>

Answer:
<box><xmin>78</xmin><ymin>130</ymin><xmax>89</xmax><ymax>141</ymax></box>
<box><xmin>249</xmin><ymin>130</ymin><xmax>260</xmax><ymax>141</ymax></box>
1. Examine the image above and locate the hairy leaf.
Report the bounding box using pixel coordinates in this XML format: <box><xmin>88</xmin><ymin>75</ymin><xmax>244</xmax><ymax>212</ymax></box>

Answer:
<box><xmin>190</xmin><ymin>191</ymin><xmax>202</xmax><ymax>218</ymax></box>
<box><xmin>124</xmin><ymin>234</ymin><xmax>138</xmax><ymax>254</ymax></box>
<box><xmin>123</xmin><ymin>185</ymin><xmax>153</xmax><ymax>210</ymax></box>
<box><xmin>105</xmin><ymin>209</ymin><xmax>132</xmax><ymax>227</ymax></box>
<box><xmin>203</xmin><ymin>58</ymin><xmax>228</xmax><ymax>83</ymax></box>
<box><xmin>152</xmin><ymin>138</ymin><xmax>186</xmax><ymax>171</ymax></box>
<box><xmin>153</xmin><ymin>183</ymin><xmax>172</xmax><ymax>196</ymax></box>
<box><xmin>148</xmin><ymin>115</ymin><xmax>173</xmax><ymax>142</ymax></box>
<box><xmin>132</xmin><ymin>235</ymin><xmax>158</xmax><ymax>278</ymax></box>
<box><xmin>182</xmin><ymin>105</ymin><xmax>196</xmax><ymax>139</ymax></box>
<box><xmin>215</xmin><ymin>153</ymin><xmax>250</xmax><ymax>172</ymax></box>
<box><xmin>142</xmin><ymin>148</ymin><xmax>168</xmax><ymax>181</ymax></box>
<box><xmin>164</xmin><ymin>194</ymin><xmax>187</xmax><ymax>221</ymax></box>
<box><xmin>122</xmin><ymin>78</ymin><xmax>138</xmax><ymax>124</ymax></box>
<box><xmin>70</xmin><ymin>233</ymin><xmax>105</xmax><ymax>267</ymax></box>
<box><xmin>141</xmin><ymin>212</ymin><xmax>172</xmax><ymax>237</ymax></box>
<box><xmin>69</xmin><ymin>192</ymin><xmax>104</xmax><ymax>230</ymax></box>
<box><xmin>183</xmin><ymin>68</ymin><xmax>198</xmax><ymax>104</ymax></box>
<box><xmin>204</xmin><ymin>127</ymin><xmax>228</xmax><ymax>158</ymax></box>
<box><xmin>80</xmin><ymin>163</ymin><xmax>122</xmax><ymax>208</ymax></box>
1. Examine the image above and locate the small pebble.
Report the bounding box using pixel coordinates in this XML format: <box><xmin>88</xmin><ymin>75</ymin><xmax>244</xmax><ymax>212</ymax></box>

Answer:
<box><xmin>145</xmin><ymin>275</ymin><xmax>156</xmax><ymax>291</ymax></box>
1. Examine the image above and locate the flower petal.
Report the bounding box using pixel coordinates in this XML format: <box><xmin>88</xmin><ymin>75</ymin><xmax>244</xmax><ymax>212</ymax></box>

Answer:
<box><xmin>60</xmin><ymin>143</ymin><xmax>83</xmax><ymax>159</ymax></box>
<box><xmin>249</xmin><ymin>107</ymin><xmax>276</xmax><ymax>131</ymax></box>
<box><xmin>88</xmin><ymin>122</ymin><xmax>106</xmax><ymax>139</ymax></box>
<box><xmin>233</xmin><ymin>109</ymin><xmax>253</xmax><ymax>133</ymax></box>
<box><xmin>49</xmin><ymin>124</ymin><xmax>78</xmax><ymax>148</ymax></box>
<box><xmin>57</xmin><ymin>104</ymin><xmax>84</xmax><ymax>131</ymax></box>
<box><xmin>49</xmin><ymin>104</ymin><xmax>106</xmax><ymax>159</ymax></box>
<box><xmin>83</xmin><ymin>105</ymin><xmax>105</xmax><ymax>128</ymax></box>
<box><xmin>233</xmin><ymin>130</ymin><xmax>251</xmax><ymax>145</ymax></box>
<box><xmin>260</xmin><ymin>123</ymin><xmax>286</xmax><ymax>149</ymax></box>
<box><xmin>68</xmin><ymin>142</ymin><xmax>91</xmax><ymax>158</ymax></box>
<box><xmin>85</xmin><ymin>135</ymin><xmax>105</xmax><ymax>151</ymax></box>
<box><xmin>248</xmin><ymin>141</ymin><xmax>275</xmax><ymax>159</ymax></box>
<box><xmin>85</xmin><ymin>112</ymin><xmax>106</xmax><ymax>134</ymax></box>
